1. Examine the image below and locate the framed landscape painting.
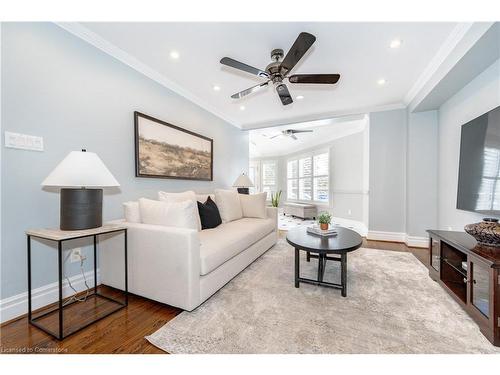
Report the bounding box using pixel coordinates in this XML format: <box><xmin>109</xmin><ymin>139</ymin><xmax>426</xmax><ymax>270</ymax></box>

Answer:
<box><xmin>134</xmin><ymin>112</ymin><xmax>213</xmax><ymax>180</ymax></box>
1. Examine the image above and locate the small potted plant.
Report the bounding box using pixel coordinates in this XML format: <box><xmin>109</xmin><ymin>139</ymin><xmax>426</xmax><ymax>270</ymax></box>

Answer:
<box><xmin>318</xmin><ymin>212</ymin><xmax>332</xmax><ymax>230</ymax></box>
<box><xmin>270</xmin><ymin>190</ymin><xmax>282</xmax><ymax>208</ymax></box>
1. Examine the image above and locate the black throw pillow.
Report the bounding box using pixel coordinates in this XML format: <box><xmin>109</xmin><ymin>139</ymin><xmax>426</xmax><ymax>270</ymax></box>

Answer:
<box><xmin>197</xmin><ymin>196</ymin><xmax>222</xmax><ymax>230</ymax></box>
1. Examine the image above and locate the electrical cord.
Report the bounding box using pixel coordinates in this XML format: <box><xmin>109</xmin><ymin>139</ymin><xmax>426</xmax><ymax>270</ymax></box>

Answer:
<box><xmin>62</xmin><ymin>250</ymin><xmax>91</xmax><ymax>307</ymax></box>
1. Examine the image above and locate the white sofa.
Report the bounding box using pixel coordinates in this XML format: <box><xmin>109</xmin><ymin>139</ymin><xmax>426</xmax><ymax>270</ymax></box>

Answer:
<box><xmin>99</xmin><ymin>194</ymin><xmax>278</xmax><ymax>311</ymax></box>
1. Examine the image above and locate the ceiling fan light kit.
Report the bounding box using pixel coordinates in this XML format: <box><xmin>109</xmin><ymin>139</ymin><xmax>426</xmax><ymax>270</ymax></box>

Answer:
<box><xmin>220</xmin><ymin>32</ymin><xmax>341</xmax><ymax>106</ymax></box>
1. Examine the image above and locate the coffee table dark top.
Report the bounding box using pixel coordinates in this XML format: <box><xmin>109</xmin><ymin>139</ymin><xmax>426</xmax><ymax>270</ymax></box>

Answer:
<box><xmin>286</xmin><ymin>226</ymin><xmax>363</xmax><ymax>253</ymax></box>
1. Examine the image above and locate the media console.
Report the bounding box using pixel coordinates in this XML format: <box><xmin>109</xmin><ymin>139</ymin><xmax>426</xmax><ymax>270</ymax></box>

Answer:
<box><xmin>427</xmin><ymin>230</ymin><xmax>500</xmax><ymax>346</ymax></box>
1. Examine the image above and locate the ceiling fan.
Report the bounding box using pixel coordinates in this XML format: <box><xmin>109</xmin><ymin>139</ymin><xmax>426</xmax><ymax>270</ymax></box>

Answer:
<box><xmin>269</xmin><ymin>129</ymin><xmax>313</xmax><ymax>140</ymax></box>
<box><xmin>220</xmin><ymin>32</ymin><xmax>340</xmax><ymax>106</ymax></box>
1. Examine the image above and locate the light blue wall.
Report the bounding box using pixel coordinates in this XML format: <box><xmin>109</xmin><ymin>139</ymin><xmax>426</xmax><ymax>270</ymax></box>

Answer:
<box><xmin>368</xmin><ymin>109</ymin><xmax>407</xmax><ymax>233</ymax></box>
<box><xmin>437</xmin><ymin>58</ymin><xmax>500</xmax><ymax>230</ymax></box>
<box><xmin>406</xmin><ymin>110</ymin><xmax>438</xmax><ymax>236</ymax></box>
<box><xmin>1</xmin><ymin>23</ymin><xmax>248</xmax><ymax>299</ymax></box>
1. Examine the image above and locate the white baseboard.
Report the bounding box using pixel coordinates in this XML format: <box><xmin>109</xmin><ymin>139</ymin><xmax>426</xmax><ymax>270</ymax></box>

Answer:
<box><xmin>0</xmin><ymin>270</ymin><xmax>99</xmax><ymax>324</ymax></box>
<box><xmin>366</xmin><ymin>231</ymin><xmax>428</xmax><ymax>248</ymax></box>
<box><xmin>405</xmin><ymin>235</ymin><xmax>429</xmax><ymax>248</ymax></box>
<box><xmin>367</xmin><ymin>230</ymin><xmax>406</xmax><ymax>242</ymax></box>
<box><xmin>333</xmin><ymin>217</ymin><xmax>368</xmax><ymax>237</ymax></box>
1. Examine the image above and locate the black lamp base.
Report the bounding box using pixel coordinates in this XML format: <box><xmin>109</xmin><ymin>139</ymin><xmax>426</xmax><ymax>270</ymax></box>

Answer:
<box><xmin>237</xmin><ymin>187</ymin><xmax>249</xmax><ymax>194</ymax></box>
<box><xmin>60</xmin><ymin>188</ymin><xmax>103</xmax><ymax>230</ymax></box>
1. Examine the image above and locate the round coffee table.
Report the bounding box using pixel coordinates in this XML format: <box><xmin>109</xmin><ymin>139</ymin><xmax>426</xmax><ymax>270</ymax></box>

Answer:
<box><xmin>286</xmin><ymin>226</ymin><xmax>362</xmax><ymax>297</ymax></box>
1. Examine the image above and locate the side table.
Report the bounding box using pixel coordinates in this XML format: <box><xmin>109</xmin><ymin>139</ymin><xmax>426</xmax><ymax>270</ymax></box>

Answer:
<box><xmin>26</xmin><ymin>224</ymin><xmax>128</xmax><ymax>340</ymax></box>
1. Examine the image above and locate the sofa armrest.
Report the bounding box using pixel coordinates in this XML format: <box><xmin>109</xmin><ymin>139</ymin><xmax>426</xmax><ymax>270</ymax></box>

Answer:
<box><xmin>266</xmin><ymin>207</ymin><xmax>278</xmax><ymax>229</ymax></box>
<box><xmin>99</xmin><ymin>220</ymin><xmax>201</xmax><ymax>310</ymax></box>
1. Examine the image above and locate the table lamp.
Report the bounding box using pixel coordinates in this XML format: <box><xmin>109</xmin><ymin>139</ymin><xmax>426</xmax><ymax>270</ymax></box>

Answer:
<box><xmin>42</xmin><ymin>149</ymin><xmax>120</xmax><ymax>230</ymax></box>
<box><xmin>232</xmin><ymin>173</ymin><xmax>254</xmax><ymax>194</ymax></box>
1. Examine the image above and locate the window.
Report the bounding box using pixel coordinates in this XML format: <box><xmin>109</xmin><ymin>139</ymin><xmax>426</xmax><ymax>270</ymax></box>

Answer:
<box><xmin>287</xmin><ymin>152</ymin><xmax>329</xmax><ymax>203</ymax></box>
<box><xmin>248</xmin><ymin>165</ymin><xmax>257</xmax><ymax>194</ymax></box>
<box><xmin>476</xmin><ymin>147</ymin><xmax>500</xmax><ymax>211</ymax></box>
<box><xmin>261</xmin><ymin>160</ymin><xmax>277</xmax><ymax>199</ymax></box>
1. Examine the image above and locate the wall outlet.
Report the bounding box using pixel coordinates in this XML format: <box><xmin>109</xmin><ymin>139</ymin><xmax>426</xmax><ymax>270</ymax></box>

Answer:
<box><xmin>348</xmin><ymin>209</ymin><xmax>352</xmax><ymax>216</ymax></box>
<box><xmin>447</xmin><ymin>226</ymin><xmax>452</xmax><ymax>231</ymax></box>
<box><xmin>70</xmin><ymin>248</ymin><xmax>82</xmax><ymax>263</ymax></box>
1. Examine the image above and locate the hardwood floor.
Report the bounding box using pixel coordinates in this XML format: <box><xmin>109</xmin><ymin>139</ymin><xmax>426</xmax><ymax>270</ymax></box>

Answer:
<box><xmin>0</xmin><ymin>287</ymin><xmax>181</xmax><ymax>354</ymax></box>
<box><xmin>0</xmin><ymin>238</ymin><xmax>428</xmax><ymax>354</ymax></box>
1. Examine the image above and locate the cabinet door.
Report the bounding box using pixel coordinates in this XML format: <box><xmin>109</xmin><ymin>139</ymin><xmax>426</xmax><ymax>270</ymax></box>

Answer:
<box><xmin>469</xmin><ymin>256</ymin><xmax>491</xmax><ymax>319</ymax></box>
<box><xmin>430</xmin><ymin>238</ymin><xmax>440</xmax><ymax>272</ymax></box>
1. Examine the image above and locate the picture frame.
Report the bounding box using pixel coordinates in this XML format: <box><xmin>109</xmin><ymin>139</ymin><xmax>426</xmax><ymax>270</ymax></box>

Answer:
<box><xmin>134</xmin><ymin>111</ymin><xmax>213</xmax><ymax>181</ymax></box>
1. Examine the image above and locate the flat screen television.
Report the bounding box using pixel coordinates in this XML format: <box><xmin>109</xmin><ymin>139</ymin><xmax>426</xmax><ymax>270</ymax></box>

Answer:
<box><xmin>457</xmin><ymin>105</ymin><xmax>500</xmax><ymax>215</ymax></box>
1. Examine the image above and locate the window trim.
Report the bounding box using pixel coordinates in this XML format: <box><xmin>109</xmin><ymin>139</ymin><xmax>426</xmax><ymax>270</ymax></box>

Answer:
<box><xmin>261</xmin><ymin>159</ymin><xmax>278</xmax><ymax>200</ymax></box>
<box><xmin>287</xmin><ymin>150</ymin><xmax>329</xmax><ymax>204</ymax></box>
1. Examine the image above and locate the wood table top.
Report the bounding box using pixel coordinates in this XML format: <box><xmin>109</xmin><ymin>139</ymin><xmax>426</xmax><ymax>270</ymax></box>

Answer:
<box><xmin>26</xmin><ymin>224</ymin><xmax>127</xmax><ymax>241</ymax></box>
<box><xmin>286</xmin><ymin>226</ymin><xmax>363</xmax><ymax>253</ymax></box>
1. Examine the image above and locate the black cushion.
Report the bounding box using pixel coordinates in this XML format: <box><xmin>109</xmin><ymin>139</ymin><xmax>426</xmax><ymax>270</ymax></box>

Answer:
<box><xmin>197</xmin><ymin>196</ymin><xmax>222</xmax><ymax>230</ymax></box>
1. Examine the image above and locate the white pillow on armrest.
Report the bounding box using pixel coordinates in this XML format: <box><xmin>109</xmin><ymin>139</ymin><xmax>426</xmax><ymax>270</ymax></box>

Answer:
<box><xmin>158</xmin><ymin>190</ymin><xmax>201</xmax><ymax>231</ymax></box>
<box><xmin>138</xmin><ymin>198</ymin><xmax>198</xmax><ymax>230</ymax></box>
<box><xmin>123</xmin><ymin>201</ymin><xmax>141</xmax><ymax>223</ymax></box>
<box><xmin>239</xmin><ymin>192</ymin><xmax>267</xmax><ymax>219</ymax></box>
<box><xmin>214</xmin><ymin>189</ymin><xmax>243</xmax><ymax>223</ymax></box>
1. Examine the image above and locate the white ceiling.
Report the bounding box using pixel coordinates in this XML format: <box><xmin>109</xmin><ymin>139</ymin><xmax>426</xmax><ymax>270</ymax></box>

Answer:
<box><xmin>78</xmin><ymin>22</ymin><xmax>458</xmax><ymax>129</ymax></box>
<box><xmin>249</xmin><ymin>115</ymin><xmax>367</xmax><ymax>158</ymax></box>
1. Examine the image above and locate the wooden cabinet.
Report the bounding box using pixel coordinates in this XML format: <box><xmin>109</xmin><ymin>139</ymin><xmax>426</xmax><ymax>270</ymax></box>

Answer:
<box><xmin>430</xmin><ymin>237</ymin><xmax>440</xmax><ymax>274</ymax></box>
<box><xmin>427</xmin><ymin>230</ymin><xmax>500</xmax><ymax>347</ymax></box>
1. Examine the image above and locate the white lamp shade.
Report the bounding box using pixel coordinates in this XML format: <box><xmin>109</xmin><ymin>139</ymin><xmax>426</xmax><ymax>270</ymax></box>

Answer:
<box><xmin>232</xmin><ymin>173</ymin><xmax>254</xmax><ymax>188</ymax></box>
<box><xmin>42</xmin><ymin>151</ymin><xmax>120</xmax><ymax>188</ymax></box>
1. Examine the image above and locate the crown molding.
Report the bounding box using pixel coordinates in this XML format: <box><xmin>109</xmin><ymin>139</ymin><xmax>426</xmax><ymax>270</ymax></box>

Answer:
<box><xmin>54</xmin><ymin>22</ymin><xmax>242</xmax><ymax>129</ymax></box>
<box><xmin>404</xmin><ymin>22</ymin><xmax>496</xmax><ymax>110</ymax></box>
<box><xmin>404</xmin><ymin>23</ymin><xmax>474</xmax><ymax>106</ymax></box>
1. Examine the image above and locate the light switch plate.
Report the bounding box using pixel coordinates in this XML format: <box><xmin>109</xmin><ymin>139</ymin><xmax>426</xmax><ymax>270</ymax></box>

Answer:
<box><xmin>4</xmin><ymin>131</ymin><xmax>44</xmax><ymax>151</ymax></box>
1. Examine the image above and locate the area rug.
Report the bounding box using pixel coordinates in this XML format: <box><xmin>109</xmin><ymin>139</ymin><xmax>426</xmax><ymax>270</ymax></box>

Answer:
<box><xmin>146</xmin><ymin>240</ymin><xmax>499</xmax><ymax>354</ymax></box>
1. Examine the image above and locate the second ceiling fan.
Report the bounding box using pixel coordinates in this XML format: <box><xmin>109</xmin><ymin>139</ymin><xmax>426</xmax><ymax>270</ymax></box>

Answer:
<box><xmin>220</xmin><ymin>32</ymin><xmax>340</xmax><ymax>106</ymax></box>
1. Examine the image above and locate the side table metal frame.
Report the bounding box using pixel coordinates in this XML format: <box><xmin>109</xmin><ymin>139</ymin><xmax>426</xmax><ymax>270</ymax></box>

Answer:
<box><xmin>27</xmin><ymin>228</ymin><xmax>128</xmax><ymax>340</ymax></box>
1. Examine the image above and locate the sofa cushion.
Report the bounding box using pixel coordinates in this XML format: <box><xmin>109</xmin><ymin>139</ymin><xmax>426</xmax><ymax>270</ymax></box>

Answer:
<box><xmin>158</xmin><ymin>190</ymin><xmax>201</xmax><ymax>231</ymax></box>
<box><xmin>199</xmin><ymin>217</ymin><xmax>275</xmax><ymax>275</ymax></box>
<box><xmin>139</xmin><ymin>198</ymin><xmax>198</xmax><ymax>230</ymax></box>
<box><xmin>214</xmin><ymin>189</ymin><xmax>243</xmax><ymax>223</ymax></box>
<box><xmin>123</xmin><ymin>201</ymin><xmax>141</xmax><ymax>223</ymax></box>
<box><xmin>239</xmin><ymin>192</ymin><xmax>267</xmax><ymax>219</ymax></box>
<box><xmin>197</xmin><ymin>196</ymin><xmax>222</xmax><ymax>230</ymax></box>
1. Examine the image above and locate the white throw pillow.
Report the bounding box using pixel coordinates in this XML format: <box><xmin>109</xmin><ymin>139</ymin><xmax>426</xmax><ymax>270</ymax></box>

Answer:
<box><xmin>138</xmin><ymin>198</ymin><xmax>197</xmax><ymax>230</ymax></box>
<box><xmin>239</xmin><ymin>192</ymin><xmax>267</xmax><ymax>219</ymax></box>
<box><xmin>214</xmin><ymin>189</ymin><xmax>243</xmax><ymax>223</ymax></box>
<box><xmin>158</xmin><ymin>190</ymin><xmax>201</xmax><ymax>231</ymax></box>
<box><xmin>123</xmin><ymin>201</ymin><xmax>141</xmax><ymax>223</ymax></box>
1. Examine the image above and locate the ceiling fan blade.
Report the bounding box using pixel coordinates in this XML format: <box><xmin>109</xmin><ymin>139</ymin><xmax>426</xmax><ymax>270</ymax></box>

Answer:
<box><xmin>269</xmin><ymin>134</ymin><xmax>282</xmax><ymax>139</ymax></box>
<box><xmin>276</xmin><ymin>83</ymin><xmax>293</xmax><ymax>106</ymax></box>
<box><xmin>289</xmin><ymin>74</ymin><xmax>340</xmax><ymax>84</ymax></box>
<box><xmin>290</xmin><ymin>129</ymin><xmax>313</xmax><ymax>133</ymax></box>
<box><xmin>220</xmin><ymin>57</ymin><xmax>269</xmax><ymax>78</ymax></box>
<box><xmin>231</xmin><ymin>81</ymin><xmax>269</xmax><ymax>99</ymax></box>
<box><xmin>290</xmin><ymin>134</ymin><xmax>298</xmax><ymax>140</ymax></box>
<box><xmin>280</xmin><ymin>32</ymin><xmax>316</xmax><ymax>76</ymax></box>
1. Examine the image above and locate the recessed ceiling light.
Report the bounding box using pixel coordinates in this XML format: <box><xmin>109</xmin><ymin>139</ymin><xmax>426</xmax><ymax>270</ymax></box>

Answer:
<box><xmin>377</xmin><ymin>78</ymin><xmax>387</xmax><ymax>86</ymax></box>
<box><xmin>296</xmin><ymin>95</ymin><xmax>304</xmax><ymax>100</ymax></box>
<box><xmin>389</xmin><ymin>39</ymin><xmax>403</xmax><ymax>49</ymax></box>
<box><xmin>240</xmin><ymin>105</ymin><xmax>246</xmax><ymax>111</ymax></box>
<box><xmin>169</xmin><ymin>50</ymin><xmax>180</xmax><ymax>59</ymax></box>
<box><xmin>213</xmin><ymin>85</ymin><xmax>221</xmax><ymax>91</ymax></box>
